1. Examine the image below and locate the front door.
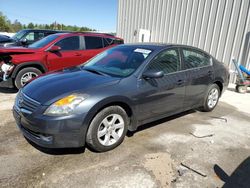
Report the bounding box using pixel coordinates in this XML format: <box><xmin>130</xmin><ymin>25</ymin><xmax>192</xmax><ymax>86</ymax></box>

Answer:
<box><xmin>136</xmin><ymin>48</ymin><xmax>186</xmax><ymax>122</ymax></box>
<box><xmin>47</xmin><ymin>36</ymin><xmax>83</xmax><ymax>70</ymax></box>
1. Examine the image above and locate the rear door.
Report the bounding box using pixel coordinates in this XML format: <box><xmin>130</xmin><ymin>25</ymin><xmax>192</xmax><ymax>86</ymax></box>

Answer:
<box><xmin>181</xmin><ymin>48</ymin><xmax>214</xmax><ymax>109</ymax></box>
<box><xmin>46</xmin><ymin>36</ymin><xmax>83</xmax><ymax>70</ymax></box>
<box><xmin>137</xmin><ymin>48</ymin><xmax>186</xmax><ymax>122</ymax></box>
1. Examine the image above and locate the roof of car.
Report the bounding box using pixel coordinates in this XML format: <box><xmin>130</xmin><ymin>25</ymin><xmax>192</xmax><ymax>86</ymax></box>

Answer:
<box><xmin>52</xmin><ymin>32</ymin><xmax>122</xmax><ymax>39</ymax></box>
<box><xmin>21</xmin><ymin>29</ymin><xmax>66</xmax><ymax>33</ymax></box>
<box><xmin>122</xmin><ymin>43</ymin><xmax>211</xmax><ymax>55</ymax></box>
<box><xmin>122</xmin><ymin>43</ymin><xmax>167</xmax><ymax>50</ymax></box>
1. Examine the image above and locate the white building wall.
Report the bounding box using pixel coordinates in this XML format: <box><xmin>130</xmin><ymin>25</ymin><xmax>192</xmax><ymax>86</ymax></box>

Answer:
<box><xmin>117</xmin><ymin>0</ymin><xmax>250</xmax><ymax>71</ymax></box>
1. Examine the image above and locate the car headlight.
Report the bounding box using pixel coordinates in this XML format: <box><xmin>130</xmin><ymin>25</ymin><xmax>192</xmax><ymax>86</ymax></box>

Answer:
<box><xmin>1</xmin><ymin>63</ymin><xmax>14</xmax><ymax>73</ymax></box>
<box><xmin>44</xmin><ymin>94</ymin><xmax>87</xmax><ymax>116</ymax></box>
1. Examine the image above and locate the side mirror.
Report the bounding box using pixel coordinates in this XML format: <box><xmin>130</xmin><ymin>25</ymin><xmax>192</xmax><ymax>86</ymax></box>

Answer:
<box><xmin>49</xmin><ymin>45</ymin><xmax>61</xmax><ymax>52</ymax></box>
<box><xmin>20</xmin><ymin>38</ymin><xmax>28</xmax><ymax>44</ymax></box>
<box><xmin>142</xmin><ymin>70</ymin><xmax>164</xmax><ymax>79</ymax></box>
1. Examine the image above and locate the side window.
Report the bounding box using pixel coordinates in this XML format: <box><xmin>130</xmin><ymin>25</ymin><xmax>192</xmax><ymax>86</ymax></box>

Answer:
<box><xmin>24</xmin><ymin>32</ymin><xmax>35</xmax><ymax>41</ymax></box>
<box><xmin>115</xmin><ymin>39</ymin><xmax>124</xmax><ymax>44</ymax></box>
<box><xmin>37</xmin><ymin>32</ymin><xmax>45</xmax><ymax>40</ymax></box>
<box><xmin>85</xmin><ymin>36</ymin><xmax>103</xmax><ymax>49</ymax></box>
<box><xmin>55</xmin><ymin>36</ymin><xmax>80</xmax><ymax>50</ymax></box>
<box><xmin>103</xmin><ymin>38</ymin><xmax>113</xmax><ymax>47</ymax></box>
<box><xmin>147</xmin><ymin>49</ymin><xmax>180</xmax><ymax>74</ymax></box>
<box><xmin>182</xmin><ymin>49</ymin><xmax>211</xmax><ymax>69</ymax></box>
<box><xmin>103</xmin><ymin>38</ymin><xmax>124</xmax><ymax>47</ymax></box>
<box><xmin>33</xmin><ymin>32</ymin><xmax>45</xmax><ymax>41</ymax></box>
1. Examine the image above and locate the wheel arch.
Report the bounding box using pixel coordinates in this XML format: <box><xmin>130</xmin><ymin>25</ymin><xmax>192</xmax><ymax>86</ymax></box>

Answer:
<box><xmin>83</xmin><ymin>96</ymin><xmax>138</xmax><ymax>138</ymax></box>
<box><xmin>213</xmin><ymin>79</ymin><xmax>223</xmax><ymax>96</ymax></box>
<box><xmin>11</xmin><ymin>62</ymin><xmax>47</xmax><ymax>78</ymax></box>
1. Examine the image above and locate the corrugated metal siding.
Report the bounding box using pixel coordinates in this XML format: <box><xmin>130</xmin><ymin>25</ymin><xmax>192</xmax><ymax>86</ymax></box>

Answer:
<box><xmin>117</xmin><ymin>0</ymin><xmax>250</xmax><ymax>72</ymax></box>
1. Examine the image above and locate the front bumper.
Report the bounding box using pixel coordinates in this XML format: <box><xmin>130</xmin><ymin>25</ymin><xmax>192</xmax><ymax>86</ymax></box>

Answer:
<box><xmin>13</xmin><ymin>106</ymin><xmax>88</xmax><ymax>148</ymax></box>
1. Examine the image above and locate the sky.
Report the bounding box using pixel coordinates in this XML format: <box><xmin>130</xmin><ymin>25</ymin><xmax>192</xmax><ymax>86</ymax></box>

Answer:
<box><xmin>0</xmin><ymin>0</ymin><xmax>118</xmax><ymax>32</ymax></box>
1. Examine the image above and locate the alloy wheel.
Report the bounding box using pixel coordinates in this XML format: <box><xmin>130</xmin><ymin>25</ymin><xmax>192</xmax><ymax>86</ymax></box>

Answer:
<box><xmin>20</xmin><ymin>72</ymin><xmax>38</xmax><ymax>86</ymax></box>
<box><xmin>97</xmin><ymin>114</ymin><xmax>125</xmax><ymax>146</ymax></box>
<box><xmin>207</xmin><ymin>88</ymin><xmax>219</xmax><ymax>109</ymax></box>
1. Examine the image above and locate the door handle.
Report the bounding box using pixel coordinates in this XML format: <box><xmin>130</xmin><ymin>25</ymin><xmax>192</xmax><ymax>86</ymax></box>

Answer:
<box><xmin>208</xmin><ymin>70</ymin><xmax>213</xmax><ymax>76</ymax></box>
<box><xmin>176</xmin><ymin>79</ymin><xmax>184</xmax><ymax>85</ymax></box>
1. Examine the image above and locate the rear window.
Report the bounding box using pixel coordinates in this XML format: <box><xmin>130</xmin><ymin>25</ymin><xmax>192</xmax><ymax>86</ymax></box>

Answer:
<box><xmin>182</xmin><ymin>49</ymin><xmax>211</xmax><ymax>69</ymax></box>
<box><xmin>103</xmin><ymin>38</ymin><xmax>124</xmax><ymax>47</ymax></box>
<box><xmin>85</xmin><ymin>36</ymin><xmax>103</xmax><ymax>49</ymax></box>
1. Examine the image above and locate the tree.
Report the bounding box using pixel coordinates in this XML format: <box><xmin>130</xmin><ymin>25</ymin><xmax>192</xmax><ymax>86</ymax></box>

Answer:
<box><xmin>12</xmin><ymin>19</ymin><xmax>22</xmax><ymax>32</ymax></box>
<box><xmin>0</xmin><ymin>12</ymin><xmax>96</xmax><ymax>33</ymax></box>
<box><xmin>0</xmin><ymin>12</ymin><xmax>13</xmax><ymax>32</ymax></box>
<box><xmin>27</xmin><ymin>22</ymin><xmax>34</xmax><ymax>29</ymax></box>
<box><xmin>45</xmin><ymin>24</ymin><xmax>50</xmax><ymax>29</ymax></box>
<box><xmin>49</xmin><ymin>23</ymin><xmax>54</xmax><ymax>30</ymax></box>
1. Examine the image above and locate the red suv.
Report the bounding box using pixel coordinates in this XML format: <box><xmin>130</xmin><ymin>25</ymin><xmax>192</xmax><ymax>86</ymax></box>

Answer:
<box><xmin>0</xmin><ymin>32</ymin><xmax>123</xmax><ymax>89</ymax></box>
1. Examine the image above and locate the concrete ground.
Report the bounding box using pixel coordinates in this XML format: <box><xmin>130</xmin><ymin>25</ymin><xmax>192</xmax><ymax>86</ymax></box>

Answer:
<box><xmin>0</xmin><ymin>85</ymin><xmax>249</xmax><ymax>188</ymax></box>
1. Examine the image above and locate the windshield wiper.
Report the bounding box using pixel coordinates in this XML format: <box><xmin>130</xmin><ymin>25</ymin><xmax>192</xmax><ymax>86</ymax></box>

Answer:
<box><xmin>82</xmin><ymin>67</ymin><xmax>108</xmax><ymax>76</ymax></box>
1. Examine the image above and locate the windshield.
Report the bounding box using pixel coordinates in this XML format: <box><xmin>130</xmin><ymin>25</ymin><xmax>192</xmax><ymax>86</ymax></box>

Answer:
<box><xmin>12</xmin><ymin>30</ymin><xmax>26</xmax><ymax>40</ymax></box>
<box><xmin>83</xmin><ymin>46</ymin><xmax>152</xmax><ymax>77</ymax></box>
<box><xmin>29</xmin><ymin>34</ymin><xmax>59</xmax><ymax>48</ymax></box>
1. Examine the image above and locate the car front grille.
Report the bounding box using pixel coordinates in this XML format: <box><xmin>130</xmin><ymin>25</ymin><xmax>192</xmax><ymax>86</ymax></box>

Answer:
<box><xmin>15</xmin><ymin>91</ymin><xmax>41</xmax><ymax>113</ymax></box>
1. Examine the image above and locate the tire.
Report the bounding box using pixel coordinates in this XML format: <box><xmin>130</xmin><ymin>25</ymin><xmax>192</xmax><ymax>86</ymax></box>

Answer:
<box><xmin>86</xmin><ymin>106</ymin><xmax>129</xmax><ymax>152</ymax></box>
<box><xmin>236</xmin><ymin>85</ymin><xmax>247</xmax><ymax>94</ymax></box>
<box><xmin>14</xmin><ymin>67</ymin><xmax>42</xmax><ymax>89</ymax></box>
<box><xmin>200</xmin><ymin>84</ymin><xmax>221</xmax><ymax>112</ymax></box>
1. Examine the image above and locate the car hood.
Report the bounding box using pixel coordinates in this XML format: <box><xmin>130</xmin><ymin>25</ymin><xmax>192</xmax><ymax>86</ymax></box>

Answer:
<box><xmin>0</xmin><ymin>38</ymin><xmax>14</xmax><ymax>43</ymax></box>
<box><xmin>22</xmin><ymin>67</ymin><xmax>121</xmax><ymax>105</ymax></box>
<box><xmin>0</xmin><ymin>47</ymin><xmax>37</xmax><ymax>56</ymax></box>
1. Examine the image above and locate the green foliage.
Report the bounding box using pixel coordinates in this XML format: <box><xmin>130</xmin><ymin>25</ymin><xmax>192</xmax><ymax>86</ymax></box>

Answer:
<box><xmin>27</xmin><ymin>22</ymin><xmax>34</xmax><ymax>29</ymax></box>
<box><xmin>0</xmin><ymin>12</ymin><xmax>95</xmax><ymax>32</ymax></box>
<box><xmin>12</xmin><ymin>20</ymin><xmax>22</xmax><ymax>32</ymax></box>
<box><xmin>0</xmin><ymin>12</ymin><xmax>14</xmax><ymax>32</ymax></box>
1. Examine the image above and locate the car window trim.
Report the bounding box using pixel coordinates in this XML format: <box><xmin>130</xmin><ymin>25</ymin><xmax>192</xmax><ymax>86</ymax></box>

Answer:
<box><xmin>102</xmin><ymin>37</ymin><xmax>105</xmax><ymax>48</ymax></box>
<box><xmin>84</xmin><ymin>35</ymin><xmax>104</xmax><ymax>50</ymax></box>
<box><xmin>142</xmin><ymin>47</ymin><xmax>182</xmax><ymax>76</ymax></box>
<box><xmin>138</xmin><ymin>48</ymin><xmax>213</xmax><ymax>80</ymax></box>
<box><xmin>53</xmin><ymin>36</ymin><xmax>81</xmax><ymax>52</ymax></box>
<box><xmin>80</xmin><ymin>35</ymin><xmax>85</xmax><ymax>50</ymax></box>
<box><xmin>180</xmin><ymin>47</ymin><xmax>213</xmax><ymax>70</ymax></box>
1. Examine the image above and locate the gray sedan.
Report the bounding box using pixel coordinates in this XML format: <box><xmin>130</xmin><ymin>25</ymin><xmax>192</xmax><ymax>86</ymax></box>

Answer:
<box><xmin>13</xmin><ymin>44</ymin><xmax>229</xmax><ymax>152</ymax></box>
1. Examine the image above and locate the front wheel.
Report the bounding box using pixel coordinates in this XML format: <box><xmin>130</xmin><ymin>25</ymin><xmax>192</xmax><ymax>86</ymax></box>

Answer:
<box><xmin>200</xmin><ymin>84</ymin><xmax>220</xmax><ymax>112</ymax></box>
<box><xmin>15</xmin><ymin>67</ymin><xmax>42</xmax><ymax>89</ymax></box>
<box><xmin>86</xmin><ymin>106</ymin><xmax>129</xmax><ymax>152</ymax></box>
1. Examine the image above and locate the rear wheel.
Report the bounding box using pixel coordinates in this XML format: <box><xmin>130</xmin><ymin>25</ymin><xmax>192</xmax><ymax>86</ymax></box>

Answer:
<box><xmin>200</xmin><ymin>84</ymin><xmax>220</xmax><ymax>112</ymax></box>
<box><xmin>15</xmin><ymin>67</ymin><xmax>42</xmax><ymax>89</ymax></box>
<box><xmin>86</xmin><ymin>106</ymin><xmax>129</xmax><ymax>152</ymax></box>
<box><xmin>236</xmin><ymin>85</ymin><xmax>247</xmax><ymax>94</ymax></box>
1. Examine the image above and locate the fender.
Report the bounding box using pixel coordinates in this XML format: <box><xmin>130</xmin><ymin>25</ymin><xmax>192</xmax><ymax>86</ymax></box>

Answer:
<box><xmin>214</xmin><ymin>77</ymin><xmax>224</xmax><ymax>84</ymax></box>
<box><xmin>82</xmin><ymin>95</ymin><xmax>138</xmax><ymax>134</ymax></box>
<box><xmin>11</xmin><ymin>62</ymin><xmax>48</xmax><ymax>78</ymax></box>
